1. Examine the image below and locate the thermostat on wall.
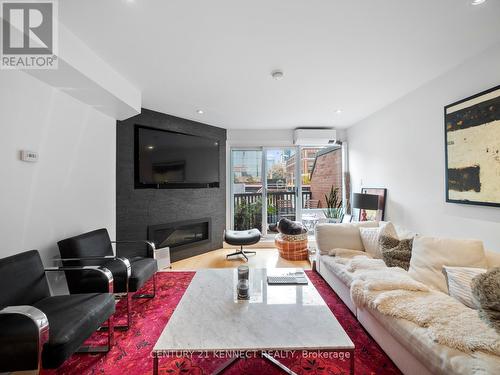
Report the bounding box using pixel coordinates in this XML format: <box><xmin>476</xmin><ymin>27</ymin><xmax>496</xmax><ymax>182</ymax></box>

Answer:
<box><xmin>20</xmin><ymin>150</ymin><xmax>38</xmax><ymax>162</ymax></box>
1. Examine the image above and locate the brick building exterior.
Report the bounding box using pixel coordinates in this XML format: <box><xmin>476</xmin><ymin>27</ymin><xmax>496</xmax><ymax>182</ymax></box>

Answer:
<box><xmin>309</xmin><ymin>147</ymin><xmax>342</xmax><ymax>207</ymax></box>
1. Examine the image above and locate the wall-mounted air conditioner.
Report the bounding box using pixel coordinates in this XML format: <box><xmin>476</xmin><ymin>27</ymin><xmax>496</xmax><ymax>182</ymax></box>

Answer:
<box><xmin>293</xmin><ymin>129</ymin><xmax>337</xmax><ymax>145</ymax></box>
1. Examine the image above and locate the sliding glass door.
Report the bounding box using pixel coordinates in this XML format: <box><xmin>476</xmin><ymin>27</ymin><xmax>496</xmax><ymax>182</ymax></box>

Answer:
<box><xmin>231</xmin><ymin>149</ymin><xmax>263</xmax><ymax>231</ymax></box>
<box><xmin>231</xmin><ymin>148</ymin><xmax>299</xmax><ymax>235</ymax></box>
<box><xmin>264</xmin><ymin>148</ymin><xmax>298</xmax><ymax>227</ymax></box>
<box><xmin>231</xmin><ymin>145</ymin><xmax>343</xmax><ymax>235</ymax></box>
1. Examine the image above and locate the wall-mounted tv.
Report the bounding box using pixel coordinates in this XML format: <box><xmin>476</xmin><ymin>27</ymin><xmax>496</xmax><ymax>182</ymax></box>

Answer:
<box><xmin>135</xmin><ymin>125</ymin><xmax>220</xmax><ymax>189</ymax></box>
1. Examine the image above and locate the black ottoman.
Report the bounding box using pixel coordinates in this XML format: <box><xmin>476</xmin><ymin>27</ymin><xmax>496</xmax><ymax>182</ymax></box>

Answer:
<box><xmin>224</xmin><ymin>229</ymin><xmax>261</xmax><ymax>261</ymax></box>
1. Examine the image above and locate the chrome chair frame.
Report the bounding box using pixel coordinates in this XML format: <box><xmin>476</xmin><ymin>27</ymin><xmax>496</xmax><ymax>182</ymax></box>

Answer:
<box><xmin>55</xmin><ymin>255</ymin><xmax>132</xmax><ymax>330</ymax></box>
<box><xmin>111</xmin><ymin>240</ymin><xmax>157</xmax><ymax>299</ymax></box>
<box><xmin>0</xmin><ymin>265</ymin><xmax>114</xmax><ymax>374</ymax></box>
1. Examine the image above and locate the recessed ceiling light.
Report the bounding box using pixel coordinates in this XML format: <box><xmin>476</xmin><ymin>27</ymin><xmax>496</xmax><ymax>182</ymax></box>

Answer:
<box><xmin>196</xmin><ymin>109</ymin><xmax>204</xmax><ymax>115</ymax></box>
<box><xmin>334</xmin><ymin>109</ymin><xmax>343</xmax><ymax>114</ymax></box>
<box><xmin>271</xmin><ymin>70</ymin><xmax>284</xmax><ymax>80</ymax></box>
<box><xmin>471</xmin><ymin>0</ymin><xmax>486</xmax><ymax>5</ymax></box>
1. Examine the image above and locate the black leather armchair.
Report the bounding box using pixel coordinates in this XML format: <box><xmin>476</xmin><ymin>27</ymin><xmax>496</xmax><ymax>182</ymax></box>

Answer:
<box><xmin>0</xmin><ymin>250</ymin><xmax>115</xmax><ymax>372</ymax></box>
<box><xmin>57</xmin><ymin>228</ymin><xmax>158</xmax><ymax>329</ymax></box>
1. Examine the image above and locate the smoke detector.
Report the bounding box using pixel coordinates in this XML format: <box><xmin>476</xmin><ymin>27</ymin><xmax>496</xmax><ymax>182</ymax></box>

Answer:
<box><xmin>271</xmin><ymin>70</ymin><xmax>284</xmax><ymax>80</ymax></box>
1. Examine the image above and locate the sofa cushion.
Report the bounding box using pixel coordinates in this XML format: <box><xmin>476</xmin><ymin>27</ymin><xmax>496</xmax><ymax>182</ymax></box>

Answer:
<box><xmin>34</xmin><ymin>293</ymin><xmax>115</xmax><ymax>368</ymax></box>
<box><xmin>315</xmin><ymin>221</ymin><xmax>379</xmax><ymax>255</ymax></box>
<box><xmin>408</xmin><ymin>236</ymin><xmax>488</xmax><ymax>292</ymax></box>
<box><xmin>485</xmin><ymin>250</ymin><xmax>500</xmax><ymax>268</ymax></box>
<box><xmin>128</xmin><ymin>257</ymin><xmax>158</xmax><ymax>292</ymax></box>
<box><xmin>0</xmin><ymin>250</ymin><xmax>50</xmax><ymax>309</ymax></box>
<box><xmin>327</xmin><ymin>248</ymin><xmax>370</xmax><ymax>258</ymax></box>
<box><xmin>359</xmin><ymin>222</ymin><xmax>397</xmax><ymax>258</ymax></box>
<box><xmin>319</xmin><ymin>255</ymin><xmax>356</xmax><ymax>286</ymax></box>
<box><xmin>442</xmin><ymin>266</ymin><xmax>486</xmax><ymax>308</ymax></box>
<box><xmin>58</xmin><ymin>229</ymin><xmax>114</xmax><ymax>265</ymax></box>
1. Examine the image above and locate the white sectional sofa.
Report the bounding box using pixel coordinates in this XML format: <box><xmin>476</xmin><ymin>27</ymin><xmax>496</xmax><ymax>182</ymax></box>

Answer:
<box><xmin>315</xmin><ymin>222</ymin><xmax>500</xmax><ymax>375</ymax></box>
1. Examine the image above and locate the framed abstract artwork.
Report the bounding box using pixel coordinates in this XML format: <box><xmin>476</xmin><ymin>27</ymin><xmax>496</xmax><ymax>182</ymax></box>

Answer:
<box><xmin>357</xmin><ymin>188</ymin><xmax>387</xmax><ymax>221</ymax></box>
<box><xmin>445</xmin><ymin>85</ymin><xmax>500</xmax><ymax>207</ymax></box>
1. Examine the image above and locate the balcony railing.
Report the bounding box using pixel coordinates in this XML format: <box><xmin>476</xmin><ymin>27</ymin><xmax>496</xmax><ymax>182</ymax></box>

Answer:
<box><xmin>233</xmin><ymin>191</ymin><xmax>312</xmax><ymax>231</ymax></box>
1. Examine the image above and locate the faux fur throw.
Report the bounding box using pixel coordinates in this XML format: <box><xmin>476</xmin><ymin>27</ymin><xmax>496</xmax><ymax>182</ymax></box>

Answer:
<box><xmin>327</xmin><ymin>248</ymin><xmax>371</xmax><ymax>259</ymax></box>
<box><xmin>346</xmin><ymin>257</ymin><xmax>386</xmax><ymax>272</ymax></box>
<box><xmin>322</xmin><ymin>259</ymin><xmax>356</xmax><ymax>286</ymax></box>
<box><xmin>472</xmin><ymin>267</ymin><xmax>500</xmax><ymax>335</ymax></box>
<box><xmin>351</xmin><ymin>268</ymin><xmax>500</xmax><ymax>355</ymax></box>
<box><xmin>351</xmin><ymin>267</ymin><xmax>430</xmax><ymax>292</ymax></box>
<box><xmin>378</xmin><ymin>234</ymin><xmax>413</xmax><ymax>270</ymax></box>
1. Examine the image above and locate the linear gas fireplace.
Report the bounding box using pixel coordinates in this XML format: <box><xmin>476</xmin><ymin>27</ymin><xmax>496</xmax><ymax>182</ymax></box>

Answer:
<box><xmin>148</xmin><ymin>218</ymin><xmax>211</xmax><ymax>260</ymax></box>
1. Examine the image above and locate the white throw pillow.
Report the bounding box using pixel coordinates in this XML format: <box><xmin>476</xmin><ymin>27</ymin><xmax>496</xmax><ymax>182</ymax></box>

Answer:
<box><xmin>315</xmin><ymin>222</ymin><xmax>378</xmax><ymax>255</ymax></box>
<box><xmin>359</xmin><ymin>222</ymin><xmax>398</xmax><ymax>259</ymax></box>
<box><xmin>442</xmin><ymin>266</ymin><xmax>487</xmax><ymax>309</ymax></box>
<box><xmin>409</xmin><ymin>236</ymin><xmax>488</xmax><ymax>292</ymax></box>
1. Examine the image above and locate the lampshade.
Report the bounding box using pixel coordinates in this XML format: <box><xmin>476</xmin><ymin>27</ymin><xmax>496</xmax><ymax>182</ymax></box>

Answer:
<box><xmin>352</xmin><ymin>193</ymin><xmax>379</xmax><ymax>210</ymax></box>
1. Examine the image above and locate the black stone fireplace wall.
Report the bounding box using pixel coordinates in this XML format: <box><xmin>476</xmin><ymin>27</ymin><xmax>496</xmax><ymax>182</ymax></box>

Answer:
<box><xmin>116</xmin><ymin>108</ymin><xmax>226</xmax><ymax>261</ymax></box>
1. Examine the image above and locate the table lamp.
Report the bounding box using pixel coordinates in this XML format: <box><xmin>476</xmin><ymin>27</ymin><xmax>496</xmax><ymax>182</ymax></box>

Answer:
<box><xmin>352</xmin><ymin>193</ymin><xmax>379</xmax><ymax>221</ymax></box>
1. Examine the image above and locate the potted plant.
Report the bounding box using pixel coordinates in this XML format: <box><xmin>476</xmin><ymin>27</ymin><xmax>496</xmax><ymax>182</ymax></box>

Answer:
<box><xmin>323</xmin><ymin>186</ymin><xmax>343</xmax><ymax>223</ymax></box>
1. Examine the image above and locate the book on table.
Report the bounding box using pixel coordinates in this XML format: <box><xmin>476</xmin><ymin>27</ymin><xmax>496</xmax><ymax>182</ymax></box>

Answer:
<box><xmin>266</xmin><ymin>269</ymin><xmax>308</xmax><ymax>285</ymax></box>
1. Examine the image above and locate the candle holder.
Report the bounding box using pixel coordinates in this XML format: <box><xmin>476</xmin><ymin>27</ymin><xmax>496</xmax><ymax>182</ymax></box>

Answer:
<box><xmin>237</xmin><ymin>279</ymin><xmax>249</xmax><ymax>300</ymax></box>
<box><xmin>237</xmin><ymin>265</ymin><xmax>250</xmax><ymax>300</ymax></box>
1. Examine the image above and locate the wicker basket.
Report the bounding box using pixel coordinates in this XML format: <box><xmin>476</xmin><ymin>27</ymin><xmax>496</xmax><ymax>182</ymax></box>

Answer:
<box><xmin>275</xmin><ymin>234</ymin><xmax>308</xmax><ymax>261</ymax></box>
<box><xmin>280</xmin><ymin>232</ymin><xmax>308</xmax><ymax>242</ymax></box>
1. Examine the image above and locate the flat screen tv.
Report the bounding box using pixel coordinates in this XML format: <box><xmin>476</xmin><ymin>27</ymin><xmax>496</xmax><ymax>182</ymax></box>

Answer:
<box><xmin>135</xmin><ymin>125</ymin><xmax>220</xmax><ymax>189</ymax></box>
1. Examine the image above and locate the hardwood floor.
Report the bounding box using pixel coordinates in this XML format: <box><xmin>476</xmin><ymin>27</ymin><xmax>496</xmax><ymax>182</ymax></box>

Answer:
<box><xmin>170</xmin><ymin>247</ymin><xmax>311</xmax><ymax>270</ymax></box>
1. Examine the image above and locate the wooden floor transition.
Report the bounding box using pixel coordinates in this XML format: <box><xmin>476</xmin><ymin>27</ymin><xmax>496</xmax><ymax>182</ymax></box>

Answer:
<box><xmin>170</xmin><ymin>248</ymin><xmax>311</xmax><ymax>270</ymax></box>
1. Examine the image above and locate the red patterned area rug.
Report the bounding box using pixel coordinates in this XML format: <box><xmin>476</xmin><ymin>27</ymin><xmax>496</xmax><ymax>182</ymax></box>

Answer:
<box><xmin>41</xmin><ymin>271</ymin><xmax>401</xmax><ymax>375</ymax></box>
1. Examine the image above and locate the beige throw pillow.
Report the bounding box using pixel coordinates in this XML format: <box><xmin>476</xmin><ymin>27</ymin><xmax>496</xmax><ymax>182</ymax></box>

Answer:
<box><xmin>442</xmin><ymin>266</ymin><xmax>487</xmax><ymax>308</ymax></box>
<box><xmin>409</xmin><ymin>236</ymin><xmax>488</xmax><ymax>292</ymax></box>
<box><xmin>359</xmin><ymin>222</ymin><xmax>398</xmax><ymax>259</ymax></box>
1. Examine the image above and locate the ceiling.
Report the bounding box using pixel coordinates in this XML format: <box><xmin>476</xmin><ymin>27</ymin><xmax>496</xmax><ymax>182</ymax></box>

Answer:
<box><xmin>59</xmin><ymin>0</ymin><xmax>500</xmax><ymax>129</ymax></box>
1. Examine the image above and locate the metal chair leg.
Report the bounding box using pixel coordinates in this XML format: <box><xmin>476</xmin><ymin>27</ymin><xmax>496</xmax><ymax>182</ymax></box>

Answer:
<box><xmin>108</xmin><ymin>316</ymin><xmax>114</xmax><ymax>346</ymax></box>
<box><xmin>114</xmin><ymin>292</ymin><xmax>131</xmax><ymax>330</ymax></box>
<box><xmin>78</xmin><ymin>316</ymin><xmax>114</xmax><ymax>353</ymax></box>
<box><xmin>98</xmin><ymin>293</ymin><xmax>131</xmax><ymax>331</ymax></box>
<box><xmin>132</xmin><ymin>273</ymin><xmax>156</xmax><ymax>299</ymax></box>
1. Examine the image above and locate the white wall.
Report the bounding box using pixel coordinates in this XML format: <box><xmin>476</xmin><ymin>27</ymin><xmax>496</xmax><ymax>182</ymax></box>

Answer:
<box><xmin>348</xmin><ymin>43</ymin><xmax>500</xmax><ymax>251</ymax></box>
<box><xmin>227</xmin><ymin>129</ymin><xmax>295</xmax><ymax>147</ymax></box>
<box><xmin>227</xmin><ymin>129</ymin><xmax>347</xmax><ymax>147</ymax></box>
<box><xmin>0</xmin><ymin>70</ymin><xmax>116</xmax><ymax>266</ymax></box>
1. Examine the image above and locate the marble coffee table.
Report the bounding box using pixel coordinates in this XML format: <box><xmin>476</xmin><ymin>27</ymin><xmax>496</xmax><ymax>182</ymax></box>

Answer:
<box><xmin>152</xmin><ymin>268</ymin><xmax>354</xmax><ymax>375</ymax></box>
